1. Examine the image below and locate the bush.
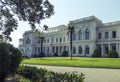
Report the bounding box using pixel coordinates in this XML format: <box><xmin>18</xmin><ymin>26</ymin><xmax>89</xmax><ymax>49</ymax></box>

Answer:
<box><xmin>22</xmin><ymin>55</ymin><xmax>30</xmax><ymax>59</ymax></box>
<box><xmin>92</xmin><ymin>49</ymin><xmax>101</xmax><ymax>57</ymax></box>
<box><xmin>107</xmin><ymin>50</ymin><xmax>119</xmax><ymax>58</ymax></box>
<box><xmin>39</xmin><ymin>52</ymin><xmax>45</xmax><ymax>57</ymax></box>
<box><xmin>0</xmin><ymin>42</ymin><xmax>22</xmax><ymax>81</ymax></box>
<box><xmin>61</xmin><ymin>51</ymin><xmax>68</xmax><ymax>57</ymax></box>
<box><xmin>53</xmin><ymin>53</ymin><xmax>58</xmax><ymax>57</ymax></box>
<box><xmin>18</xmin><ymin>65</ymin><xmax>85</xmax><ymax>82</ymax></box>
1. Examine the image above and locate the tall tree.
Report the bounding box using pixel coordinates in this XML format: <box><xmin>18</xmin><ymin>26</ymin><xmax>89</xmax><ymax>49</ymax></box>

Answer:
<box><xmin>38</xmin><ymin>35</ymin><xmax>45</xmax><ymax>57</ymax></box>
<box><xmin>67</xmin><ymin>24</ymin><xmax>74</xmax><ymax>60</ymax></box>
<box><xmin>0</xmin><ymin>0</ymin><xmax>54</xmax><ymax>40</ymax></box>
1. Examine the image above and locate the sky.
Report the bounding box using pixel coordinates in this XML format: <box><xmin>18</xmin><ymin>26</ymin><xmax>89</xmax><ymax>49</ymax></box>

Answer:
<box><xmin>10</xmin><ymin>0</ymin><xmax>120</xmax><ymax>47</ymax></box>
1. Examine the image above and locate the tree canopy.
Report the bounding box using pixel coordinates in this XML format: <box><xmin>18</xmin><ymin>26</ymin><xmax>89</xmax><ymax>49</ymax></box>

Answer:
<box><xmin>0</xmin><ymin>0</ymin><xmax>54</xmax><ymax>41</ymax></box>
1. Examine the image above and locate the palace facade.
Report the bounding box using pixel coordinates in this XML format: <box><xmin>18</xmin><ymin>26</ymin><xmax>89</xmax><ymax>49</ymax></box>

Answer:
<box><xmin>19</xmin><ymin>16</ymin><xmax>120</xmax><ymax>57</ymax></box>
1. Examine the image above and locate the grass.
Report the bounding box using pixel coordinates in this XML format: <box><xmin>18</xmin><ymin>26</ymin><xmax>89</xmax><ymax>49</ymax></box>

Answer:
<box><xmin>22</xmin><ymin>57</ymin><xmax>120</xmax><ymax>69</ymax></box>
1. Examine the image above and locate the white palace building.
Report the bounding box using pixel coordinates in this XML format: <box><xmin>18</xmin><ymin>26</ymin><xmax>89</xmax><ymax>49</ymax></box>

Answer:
<box><xmin>19</xmin><ymin>16</ymin><xmax>120</xmax><ymax>57</ymax></box>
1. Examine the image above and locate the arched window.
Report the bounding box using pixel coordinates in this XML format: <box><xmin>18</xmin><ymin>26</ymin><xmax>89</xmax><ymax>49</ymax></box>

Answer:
<box><xmin>112</xmin><ymin>45</ymin><xmax>116</xmax><ymax>51</ymax></box>
<box><xmin>78</xmin><ymin>30</ymin><xmax>82</xmax><ymax>40</ymax></box>
<box><xmin>105</xmin><ymin>46</ymin><xmax>108</xmax><ymax>54</ymax></box>
<box><xmin>79</xmin><ymin>46</ymin><xmax>82</xmax><ymax>54</ymax></box>
<box><xmin>73</xmin><ymin>46</ymin><xmax>76</xmax><ymax>54</ymax></box>
<box><xmin>85</xmin><ymin>29</ymin><xmax>90</xmax><ymax>40</ymax></box>
<box><xmin>85</xmin><ymin>46</ymin><xmax>89</xmax><ymax>54</ymax></box>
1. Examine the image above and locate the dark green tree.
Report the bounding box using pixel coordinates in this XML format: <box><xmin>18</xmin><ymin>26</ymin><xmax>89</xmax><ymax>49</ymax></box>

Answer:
<box><xmin>0</xmin><ymin>0</ymin><xmax>54</xmax><ymax>40</ymax></box>
<box><xmin>38</xmin><ymin>35</ymin><xmax>45</xmax><ymax>57</ymax></box>
<box><xmin>92</xmin><ymin>49</ymin><xmax>101</xmax><ymax>57</ymax></box>
<box><xmin>61</xmin><ymin>51</ymin><xmax>68</xmax><ymax>57</ymax></box>
<box><xmin>67</xmin><ymin>25</ymin><xmax>74</xmax><ymax>60</ymax></box>
<box><xmin>0</xmin><ymin>42</ymin><xmax>22</xmax><ymax>81</ymax></box>
<box><xmin>107</xmin><ymin>50</ymin><xmax>119</xmax><ymax>58</ymax></box>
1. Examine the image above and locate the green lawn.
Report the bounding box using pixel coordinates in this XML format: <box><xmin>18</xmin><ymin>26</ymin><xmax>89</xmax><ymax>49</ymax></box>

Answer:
<box><xmin>22</xmin><ymin>57</ymin><xmax>120</xmax><ymax>69</ymax></box>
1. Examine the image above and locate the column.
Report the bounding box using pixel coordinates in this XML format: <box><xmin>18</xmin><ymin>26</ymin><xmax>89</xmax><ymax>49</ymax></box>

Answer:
<box><xmin>101</xmin><ymin>44</ymin><xmax>104</xmax><ymax>57</ymax></box>
<box><xmin>77</xmin><ymin>46</ymin><xmax>79</xmax><ymax>56</ymax></box>
<box><xmin>118</xmin><ymin>43</ymin><xmax>120</xmax><ymax>57</ymax></box>
<box><xmin>83</xmin><ymin>46</ymin><xmax>85</xmax><ymax>57</ymax></box>
<box><xmin>108</xmin><ymin>43</ymin><xmax>111</xmax><ymax>51</ymax></box>
<box><xmin>116</xmin><ymin>43</ymin><xmax>119</xmax><ymax>54</ymax></box>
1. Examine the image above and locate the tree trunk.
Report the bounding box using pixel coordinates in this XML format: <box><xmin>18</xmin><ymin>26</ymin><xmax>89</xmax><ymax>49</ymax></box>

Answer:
<box><xmin>40</xmin><ymin>39</ymin><xmax>43</xmax><ymax>57</ymax></box>
<box><xmin>70</xmin><ymin>31</ymin><xmax>73</xmax><ymax>60</ymax></box>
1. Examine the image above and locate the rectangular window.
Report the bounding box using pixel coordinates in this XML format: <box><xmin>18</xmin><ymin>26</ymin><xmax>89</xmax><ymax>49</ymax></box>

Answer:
<box><xmin>63</xmin><ymin>37</ymin><xmax>65</xmax><ymax>42</ymax></box>
<box><xmin>51</xmin><ymin>38</ymin><xmax>54</xmax><ymax>43</ymax></box>
<box><xmin>72</xmin><ymin>33</ymin><xmax>76</xmax><ymax>41</ymax></box>
<box><xmin>56</xmin><ymin>38</ymin><xmax>58</xmax><ymax>43</ymax></box>
<box><xmin>98</xmin><ymin>33</ymin><xmax>102</xmax><ymax>39</ymax></box>
<box><xmin>105</xmin><ymin>32</ymin><xmax>109</xmax><ymax>39</ymax></box>
<box><xmin>47</xmin><ymin>39</ymin><xmax>49</xmax><ymax>43</ymax></box>
<box><xmin>60</xmin><ymin>38</ymin><xmax>62</xmax><ymax>43</ymax></box>
<box><xmin>52</xmin><ymin>47</ymin><xmax>55</xmax><ymax>53</ymax></box>
<box><xmin>112</xmin><ymin>31</ymin><xmax>116</xmax><ymax>38</ymax></box>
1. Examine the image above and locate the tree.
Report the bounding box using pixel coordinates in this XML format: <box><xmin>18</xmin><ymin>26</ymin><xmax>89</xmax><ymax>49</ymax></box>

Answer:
<box><xmin>107</xmin><ymin>50</ymin><xmax>119</xmax><ymax>58</ymax></box>
<box><xmin>61</xmin><ymin>51</ymin><xmax>68</xmax><ymax>57</ymax></box>
<box><xmin>92</xmin><ymin>49</ymin><xmax>101</xmax><ymax>57</ymax></box>
<box><xmin>0</xmin><ymin>42</ymin><xmax>22</xmax><ymax>81</ymax></box>
<box><xmin>38</xmin><ymin>35</ymin><xmax>45</xmax><ymax>57</ymax></box>
<box><xmin>67</xmin><ymin>24</ymin><xmax>74</xmax><ymax>60</ymax></box>
<box><xmin>0</xmin><ymin>0</ymin><xmax>54</xmax><ymax>40</ymax></box>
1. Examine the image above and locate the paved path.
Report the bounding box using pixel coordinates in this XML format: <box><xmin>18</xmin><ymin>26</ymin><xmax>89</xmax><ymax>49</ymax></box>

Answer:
<box><xmin>26</xmin><ymin>65</ymin><xmax>120</xmax><ymax>82</ymax></box>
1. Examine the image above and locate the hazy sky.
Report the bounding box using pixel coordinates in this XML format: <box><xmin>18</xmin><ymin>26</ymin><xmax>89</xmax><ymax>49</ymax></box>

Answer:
<box><xmin>10</xmin><ymin>0</ymin><xmax>120</xmax><ymax>47</ymax></box>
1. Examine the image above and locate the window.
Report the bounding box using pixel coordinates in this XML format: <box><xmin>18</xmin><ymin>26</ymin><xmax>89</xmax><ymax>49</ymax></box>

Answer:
<box><xmin>64</xmin><ymin>46</ymin><xmax>66</xmax><ymax>50</ymax></box>
<box><xmin>56</xmin><ymin>46</ymin><xmax>58</xmax><ymax>53</ymax></box>
<box><xmin>98</xmin><ymin>33</ymin><xmax>102</xmax><ymax>39</ymax></box>
<box><xmin>51</xmin><ymin>38</ymin><xmax>54</xmax><ymax>43</ymax></box>
<box><xmin>63</xmin><ymin>37</ymin><xmax>66</xmax><ymax>42</ymax></box>
<box><xmin>112</xmin><ymin>45</ymin><xmax>116</xmax><ymax>51</ymax></box>
<box><xmin>85</xmin><ymin>46</ymin><xmax>89</xmax><ymax>54</ymax></box>
<box><xmin>60</xmin><ymin>38</ymin><xmax>62</xmax><ymax>43</ymax></box>
<box><xmin>56</xmin><ymin>38</ymin><xmax>58</xmax><ymax>43</ymax></box>
<box><xmin>85</xmin><ymin>29</ymin><xmax>90</xmax><ymax>40</ymax></box>
<box><xmin>44</xmin><ymin>39</ymin><xmax>46</xmax><ymax>43</ymax></box>
<box><xmin>52</xmin><ymin>46</ymin><xmax>55</xmax><ymax>53</ymax></box>
<box><xmin>72</xmin><ymin>32</ymin><xmax>76</xmax><ymax>41</ymax></box>
<box><xmin>97</xmin><ymin>46</ymin><xmax>101</xmax><ymax>54</ymax></box>
<box><xmin>47</xmin><ymin>47</ymin><xmax>49</xmax><ymax>52</ymax></box>
<box><xmin>60</xmin><ymin>46</ymin><xmax>62</xmax><ymax>53</ymax></box>
<box><xmin>105</xmin><ymin>46</ymin><xmax>108</xmax><ymax>54</ymax></box>
<box><xmin>26</xmin><ymin>38</ymin><xmax>31</xmax><ymax>44</ymax></box>
<box><xmin>38</xmin><ymin>40</ymin><xmax>40</xmax><ymax>44</ymax></box>
<box><xmin>78</xmin><ymin>30</ymin><xmax>82</xmax><ymax>40</ymax></box>
<box><xmin>47</xmin><ymin>38</ymin><xmax>49</xmax><ymax>43</ymax></box>
<box><xmin>73</xmin><ymin>46</ymin><xmax>76</xmax><ymax>54</ymax></box>
<box><xmin>105</xmin><ymin>32</ymin><xmax>109</xmax><ymax>39</ymax></box>
<box><xmin>79</xmin><ymin>46</ymin><xmax>82</xmax><ymax>54</ymax></box>
<box><xmin>112</xmin><ymin>31</ymin><xmax>116</xmax><ymax>38</ymax></box>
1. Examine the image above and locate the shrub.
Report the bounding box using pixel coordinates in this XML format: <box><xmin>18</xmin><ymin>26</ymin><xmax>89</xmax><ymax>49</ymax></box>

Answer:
<box><xmin>22</xmin><ymin>55</ymin><xmax>30</xmax><ymax>59</ymax></box>
<box><xmin>53</xmin><ymin>53</ymin><xmax>58</xmax><ymax>57</ymax></box>
<box><xmin>61</xmin><ymin>51</ymin><xmax>68</xmax><ymax>57</ymax></box>
<box><xmin>92</xmin><ymin>49</ymin><xmax>101</xmax><ymax>57</ymax></box>
<box><xmin>107</xmin><ymin>50</ymin><xmax>119</xmax><ymax>58</ymax></box>
<box><xmin>18</xmin><ymin>65</ymin><xmax>85</xmax><ymax>82</ymax></box>
<box><xmin>39</xmin><ymin>52</ymin><xmax>45</xmax><ymax>57</ymax></box>
<box><xmin>0</xmin><ymin>42</ymin><xmax>22</xmax><ymax>81</ymax></box>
